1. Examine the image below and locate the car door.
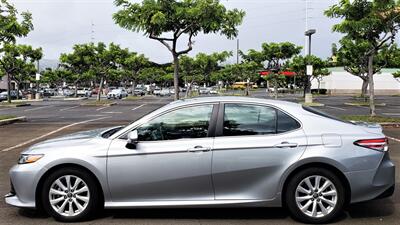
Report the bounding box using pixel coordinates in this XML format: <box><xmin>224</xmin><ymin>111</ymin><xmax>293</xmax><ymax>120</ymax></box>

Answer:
<box><xmin>107</xmin><ymin>104</ymin><xmax>218</xmax><ymax>202</ymax></box>
<box><xmin>212</xmin><ymin>103</ymin><xmax>307</xmax><ymax>200</ymax></box>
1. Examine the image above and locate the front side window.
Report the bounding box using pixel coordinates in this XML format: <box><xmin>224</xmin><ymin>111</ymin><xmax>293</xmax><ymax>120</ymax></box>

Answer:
<box><xmin>137</xmin><ymin>105</ymin><xmax>213</xmax><ymax>141</ymax></box>
<box><xmin>223</xmin><ymin>104</ymin><xmax>277</xmax><ymax>136</ymax></box>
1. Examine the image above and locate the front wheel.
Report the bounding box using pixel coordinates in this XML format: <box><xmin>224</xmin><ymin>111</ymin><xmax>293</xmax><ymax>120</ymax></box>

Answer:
<box><xmin>41</xmin><ymin>167</ymin><xmax>102</xmax><ymax>222</ymax></box>
<box><xmin>285</xmin><ymin>168</ymin><xmax>345</xmax><ymax>224</ymax></box>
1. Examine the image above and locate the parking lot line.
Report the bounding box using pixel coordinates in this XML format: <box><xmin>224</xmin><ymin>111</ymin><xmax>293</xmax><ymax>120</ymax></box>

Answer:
<box><xmin>96</xmin><ymin>106</ymin><xmax>110</xmax><ymax>111</ymax></box>
<box><xmin>1</xmin><ymin>116</ymin><xmax>110</xmax><ymax>152</ymax></box>
<box><xmin>24</xmin><ymin>105</ymin><xmax>53</xmax><ymax>112</ymax></box>
<box><xmin>388</xmin><ymin>136</ymin><xmax>400</xmax><ymax>143</ymax></box>
<box><xmin>59</xmin><ymin>105</ymin><xmax>80</xmax><ymax>111</ymax></box>
<box><xmin>131</xmin><ymin>104</ymin><xmax>145</xmax><ymax>111</ymax></box>
<box><xmin>383</xmin><ymin>113</ymin><xmax>400</xmax><ymax>116</ymax></box>
<box><xmin>102</xmin><ymin>112</ymin><xmax>123</xmax><ymax>114</ymax></box>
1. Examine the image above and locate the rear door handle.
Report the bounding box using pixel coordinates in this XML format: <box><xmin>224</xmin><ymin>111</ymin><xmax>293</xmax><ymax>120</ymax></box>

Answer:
<box><xmin>187</xmin><ymin>146</ymin><xmax>211</xmax><ymax>152</ymax></box>
<box><xmin>274</xmin><ymin>142</ymin><xmax>298</xmax><ymax>148</ymax></box>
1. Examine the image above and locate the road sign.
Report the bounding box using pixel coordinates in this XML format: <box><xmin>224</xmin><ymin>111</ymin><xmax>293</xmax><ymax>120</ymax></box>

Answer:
<box><xmin>306</xmin><ymin>65</ymin><xmax>313</xmax><ymax>76</ymax></box>
<box><xmin>35</xmin><ymin>73</ymin><xmax>41</xmax><ymax>81</ymax></box>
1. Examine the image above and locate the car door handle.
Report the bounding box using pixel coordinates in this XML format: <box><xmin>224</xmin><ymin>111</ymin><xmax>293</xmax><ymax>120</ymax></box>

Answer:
<box><xmin>274</xmin><ymin>142</ymin><xmax>298</xmax><ymax>148</ymax></box>
<box><xmin>187</xmin><ymin>146</ymin><xmax>211</xmax><ymax>152</ymax></box>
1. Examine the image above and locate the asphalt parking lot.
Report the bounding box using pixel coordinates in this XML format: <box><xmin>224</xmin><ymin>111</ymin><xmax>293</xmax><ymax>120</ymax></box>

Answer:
<box><xmin>0</xmin><ymin>93</ymin><xmax>399</xmax><ymax>224</ymax></box>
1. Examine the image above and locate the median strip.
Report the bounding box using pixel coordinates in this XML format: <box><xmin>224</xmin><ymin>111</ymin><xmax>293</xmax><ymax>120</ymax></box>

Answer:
<box><xmin>0</xmin><ymin>116</ymin><xmax>26</xmax><ymax>126</ymax></box>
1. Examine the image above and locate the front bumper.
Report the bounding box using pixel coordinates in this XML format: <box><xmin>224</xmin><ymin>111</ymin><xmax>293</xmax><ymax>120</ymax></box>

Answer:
<box><xmin>4</xmin><ymin>163</ymin><xmax>46</xmax><ymax>209</ymax></box>
<box><xmin>345</xmin><ymin>152</ymin><xmax>395</xmax><ymax>203</ymax></box>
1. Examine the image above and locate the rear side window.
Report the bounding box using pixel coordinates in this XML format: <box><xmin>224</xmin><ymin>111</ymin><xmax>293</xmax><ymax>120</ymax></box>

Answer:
<box><xmin>277</xmin><ymin>110</ymin><xmax>301</xmax><ymax>133</ymax></box>
<box><xmin>302</xmin><ymin>106</ymin><xmax>350</xmax><ymax>124</ymax></box>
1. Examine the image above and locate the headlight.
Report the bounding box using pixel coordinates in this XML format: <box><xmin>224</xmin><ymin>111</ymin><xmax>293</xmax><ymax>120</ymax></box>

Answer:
<box><xmin>18</xmin><ymin>154</ymin><xmax>44</xmax><ymax>164</ymax></box>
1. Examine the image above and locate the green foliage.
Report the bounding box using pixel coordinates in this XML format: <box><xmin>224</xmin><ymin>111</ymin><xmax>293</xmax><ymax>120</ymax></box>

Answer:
<box><xmin>138</xmin><ymin>67</ymin><xmax>167</xmax><ymax>84</ymax></box>
<box><xmin>41</xmin><ymin>68</ymin><xmax>72</xmax><ymax>86</ymax></box>
<box><xmin>0</xmin><ymin>0</ymin><xmax>33</xmax><ymax>44</ymax></box>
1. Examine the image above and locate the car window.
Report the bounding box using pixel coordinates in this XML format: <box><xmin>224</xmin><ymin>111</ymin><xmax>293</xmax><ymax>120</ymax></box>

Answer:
<box><xmin>223</xmin><ymin>104</ymin><xmax>277</xmax><ymax>136</ymax></box>
<box><xmin>277</xmin><ymin>110</ymin><xmax>301</xmax><ymax>133</ymax></box>
<box><xmin>137</xmin><ymin>105</ymin><xmax>214</xmax><ymax>141</ymax></box>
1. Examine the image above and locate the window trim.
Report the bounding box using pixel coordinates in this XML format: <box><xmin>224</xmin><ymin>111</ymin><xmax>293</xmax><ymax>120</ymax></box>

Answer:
<box><xmin>117</xmin><ymin>103</ymin><xmax>219</xmax><ymax>142</ymax></box>
<box><xmin>215</xmin><ymin>102</ymin><xmax>302</xmax><ymax>138</ymax></box>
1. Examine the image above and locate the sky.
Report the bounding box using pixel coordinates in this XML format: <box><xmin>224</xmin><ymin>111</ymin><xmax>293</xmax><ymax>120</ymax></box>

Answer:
<box><xmin>11</xmin><ymin>0</ymin><xmax>343</xmax><ymax>64</ymax></box>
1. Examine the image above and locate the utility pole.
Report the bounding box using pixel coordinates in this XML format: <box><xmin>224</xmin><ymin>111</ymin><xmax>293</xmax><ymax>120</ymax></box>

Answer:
<box><xmin>236</xmin><ymin>38</ymin><xmax>240</xmax><ymax>64</ymax></box>
<box><xmin>91</xmin><ymin>21</ymin><xmax>95</xmax><ymax>43</ymax></box>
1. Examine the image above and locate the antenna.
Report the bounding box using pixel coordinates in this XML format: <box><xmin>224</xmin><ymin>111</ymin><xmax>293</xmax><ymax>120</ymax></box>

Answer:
<box><xmin>91</xmin><ymin>21</ymin><xmax>95</xmax><ymax>43</ymax></box>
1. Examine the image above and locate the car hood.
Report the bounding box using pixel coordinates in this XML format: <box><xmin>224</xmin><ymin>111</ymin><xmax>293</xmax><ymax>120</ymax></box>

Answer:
<box><xmin>24</xmin><ymin>127</ymin><xmax>115</xmax><ymax>153</ymax></box>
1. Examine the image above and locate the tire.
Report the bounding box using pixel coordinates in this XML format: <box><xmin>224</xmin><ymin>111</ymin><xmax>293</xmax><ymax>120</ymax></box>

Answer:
<box><xmin>285</xmin><ymin>168</ymin><xmax>345</xmax><ymax>224</ymax></box>
<box><xmin>41</xmin><ymin>167</ymin><xmax>102</xmax><ymax>222</ymax></box>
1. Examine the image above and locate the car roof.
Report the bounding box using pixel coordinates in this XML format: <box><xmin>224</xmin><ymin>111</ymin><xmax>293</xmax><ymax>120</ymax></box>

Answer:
<box><xmin>168</xmin><ymin>96</ymin><xmax>302</xmax><ymax>110</ymax></box>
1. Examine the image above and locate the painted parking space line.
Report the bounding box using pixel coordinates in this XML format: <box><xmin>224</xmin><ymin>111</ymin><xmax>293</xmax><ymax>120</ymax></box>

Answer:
<box><xmin>383</xmin><ymin>113</ymin><xmax>400</xmax><ymax>116</ymax></box>
<box><xmin>131</xmin><ymin>104</ymin><xmax>146</xmax><ymax>111</ymax></box>
<box><xmin>96</xmin><ymin>106</ymin><xmax>110</xmax><ymax>111</ymax></box>
<box><xmin>388</xmin><ymin>136</ymin><xmax>400</xmax><ymax>143</ymax></box>
<box><xmin>1</xmin><ymin>117</ymin><xmax>110</xmax><ymax>152</ymax></box>
<box><xmin>59</xmin><ymin>105</ymin><xmax>80</xmax><ymax>111</ymax></box>
<box><xmin>325</xmin><ymin>106</ymin><xmax>346</xmax><ymax>111</ymax></box>
<box><xmin>102</xmin><ymin>112</ymin><xmax>123</xmax><ymax>114</ymax></box>
<box><xmin>24</xmin><ymin>105</ymin><xmax>53</xmax><ymax>112</ymax></box>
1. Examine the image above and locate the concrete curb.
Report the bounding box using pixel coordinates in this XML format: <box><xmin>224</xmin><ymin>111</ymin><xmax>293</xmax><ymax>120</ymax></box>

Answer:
<box><xmin>0</xmin><ymin>116</ymin><xmax>27</xmax><ymax>126</ymax></box>
<box><xmin>64</xmin><ymin>97</ymin><xmax>88</xmax><ymax>101</ymax></box>
<box><xmin>344</xmin><ymin>102</ymin><xmax>387</xmax><ymax>107</ymax></box>
<box><xmin>0</xmin><ymin>103</ymin><xmax>31</xmax><ymax>107</ymax></box>
<box><xmin>80</xmin><ymin>101</ymin><xmax>117</xmax><ymax>107</ymax></box>
<box><xmin>380</xmin><ymin>123</ymin><xmax>400</xmax><ymax>128</ymax></box>
<box><xmin>300</xmin><ymin>102</ymin><xmax>325</xmax><ymax>107</ymax></box>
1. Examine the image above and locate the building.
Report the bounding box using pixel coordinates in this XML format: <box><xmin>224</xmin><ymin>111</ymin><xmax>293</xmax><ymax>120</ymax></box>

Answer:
<box><xmin>0</xmin><ymin>74</ymin><xmax>17</xmax><ymax>92</ymax></box>
<box><xmin>311</xmin><ymin>67</ymin><xmax>400</xmax><ymax>95</ymax></box>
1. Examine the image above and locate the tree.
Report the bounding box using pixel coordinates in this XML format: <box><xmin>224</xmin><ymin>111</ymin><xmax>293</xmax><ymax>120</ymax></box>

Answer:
<box><xmin>113</xmin><ymin>0</ymin><xmax>245</xmax><ymax>100</ymax></box>
<box><xmin>195</xmin><ymin>51</ymin><xmax>232</xmax><ymax>85</ymax></box>
<box><xmin>241</xmin><ymin>42</ymin><xmax>302</xmax><ymax>99</ymax></box>
<box><xmin>336</xmin><ymin>38</ymin><xmax>387</xmax><ymax>99</ymax></box>
<box><xmin>0</xmin><ymin>0</ymin><xmax>34</xmax><ymax>102</ymax></box>
<box><xmin>60</xmin><ymin>44</ymin><xmax>95</xmax><ymax>97</ymax></box>
<box><xmin>288</xmin><ymin>55</ymin><xmax>330</xmax><ymax>95</ymax></box>
<box><xmin>0</xmin><ymin>44</ymin><xmax>42</xmax><ymax>103</ymax></box>
<box><xmin>120</xmin><ymin>51</ymin><xmax>150</xmax><ymax>90</ymax></box>
<box><xmin>41</xmin><ymin>68</ymin><xmax>72</xmax><ymax>87</ymax></box>
<box><xmin>138</xmin><ymin>67</ymin><xmax>167</xmax><ymax>85</ymax></box>
<box><xmin>325</xmin><ymin>0</ymin><xmax>400</xmax><ymax>116</ymax></box>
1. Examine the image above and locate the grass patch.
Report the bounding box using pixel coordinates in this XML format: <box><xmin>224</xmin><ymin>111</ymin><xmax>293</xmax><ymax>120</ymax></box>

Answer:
<box><xmin>344</xmin><ymin>102</ymin><xmax>386</xmax><ymax>106</ymax></box>
<box><xmin>123</xmin><ymin>96</ymin><xmax>143</xmax><ymax>101</ymax></box>
<box><xmin>341</xmin><ymin>115</ymin><xmax>400</xmax><ymax>123</ymax></box>
<box><xmin>81</xmin><ymin>100</ymin><xmax>116</xmax><ymax>106</ymax></box>
<box><xmin>0</xmin><ymin>115</ymin><xmax>16</xmax><ymax>120</ymax></box>
<box><xmin>299</xmin><ymin>102</ymin><xmax>325</xmax><ymax>107</ymax></box>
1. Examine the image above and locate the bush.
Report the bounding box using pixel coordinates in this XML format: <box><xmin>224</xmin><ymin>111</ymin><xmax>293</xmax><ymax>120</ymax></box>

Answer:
<box><xmin>311</xmin><ymin>89</ymin><xmax>327</xmax><ymax>95</ymax></box>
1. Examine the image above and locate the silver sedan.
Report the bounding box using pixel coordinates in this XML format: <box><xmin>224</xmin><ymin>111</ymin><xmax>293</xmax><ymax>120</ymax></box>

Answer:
<box><xmin>5</xmin><ymin>97</ymin><xmax>395</xmax><ymax>223</ymax></box>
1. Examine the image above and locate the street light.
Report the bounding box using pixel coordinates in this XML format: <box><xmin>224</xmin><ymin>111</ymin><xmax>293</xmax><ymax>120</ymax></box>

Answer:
<box><xmin>304</xmin><ymin>29</ymin><xmax>316</xmax><ymax>103</ymax></box>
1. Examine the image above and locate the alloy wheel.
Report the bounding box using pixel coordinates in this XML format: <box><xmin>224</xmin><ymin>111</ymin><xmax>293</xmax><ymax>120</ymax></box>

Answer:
<box><xmin>48</xmin><ymin>175</ymin><xmax>90</xmax><ymax>217</ymax></box>
<box><xmin>295</xmin><ymin>175</ymin><xmax>338</xmax><ymax>218</ymax></box>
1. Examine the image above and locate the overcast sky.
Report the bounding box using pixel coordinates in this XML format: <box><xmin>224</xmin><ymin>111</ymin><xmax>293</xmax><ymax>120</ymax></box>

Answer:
<box><xmin>11</xmin><ymin>0</ymin><xmax>342</xmax><ymax>64</ymax></box>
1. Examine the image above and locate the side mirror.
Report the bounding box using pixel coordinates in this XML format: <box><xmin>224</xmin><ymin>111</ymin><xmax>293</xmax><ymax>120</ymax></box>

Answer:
<box><xmin>126</xmin><ymin>130</ymin><xmax>138</xmax><ymax>149</ymax></box>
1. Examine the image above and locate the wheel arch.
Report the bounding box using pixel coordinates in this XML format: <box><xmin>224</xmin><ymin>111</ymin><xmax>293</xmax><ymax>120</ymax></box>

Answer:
<box><xmin>35</xmin><ymin>163</ymin><xmax>105</xmax><ymax>211</ymax></box>
<box><xmin>281</xmin><ymin>162</ymin><xmax>351</xmax><ymax>207</ymax></box>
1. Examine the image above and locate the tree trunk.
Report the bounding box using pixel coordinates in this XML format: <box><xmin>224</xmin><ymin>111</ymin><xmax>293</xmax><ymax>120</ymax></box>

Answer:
<box><xmin>274</xmin><ymin>77</ymin><xmax>278</xmax><ymax>99</ymax></box>
<box><xmin>7</xmin><ymin>72</ymin><xmax>11</xmax><ymax>104</ymax></box>
<box><xmin>173</xmin><ymin>55</ymin><xmax>180</xmax><ymax>100</ymax></box>
<box><xmin>361</xmin><ymin>78</ymin><xmax>369</xmax><ymax>101</ymax></box>
<box><xmin>97</xmin><ymin>76</ymin><xmax>104</xmax><ymax>101</ymax></box>
<box><xmin>368</xmin><ymin>55</ymin><xmax>376</xmax><ymax>117</ymax></box>
<box><xmin>16</xmin><ymin>83</ymin><xmax>19</xmax><ymax>100</ymax></box>
<box><xmin>74</xmin><ymin>82</ymin><xmax>78</xmax><ymax>98</ymax></box>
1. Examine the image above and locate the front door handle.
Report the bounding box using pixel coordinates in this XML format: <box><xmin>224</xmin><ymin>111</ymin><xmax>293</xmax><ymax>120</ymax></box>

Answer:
<box><xmin>274</xmin><ymin>142</ymin><xmax>298</xmax><ymax>148</ymax></box>
<box><xmin>187</xmin><ymin>146</ymin><xmax>211</xmax><ymax>152</ymax></box>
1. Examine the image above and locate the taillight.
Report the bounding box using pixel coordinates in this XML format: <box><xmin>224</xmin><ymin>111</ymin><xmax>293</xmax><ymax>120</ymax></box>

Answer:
<box><xmin>354</xmin><ymin>138</ymin><xmax>389</xmax><ymax>151</ymax></box>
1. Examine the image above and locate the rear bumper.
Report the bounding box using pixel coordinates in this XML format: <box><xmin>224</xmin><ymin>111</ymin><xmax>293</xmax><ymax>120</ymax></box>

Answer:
<box><xmin>345</xmin><ymin>152</ymin><xmax>395</xmax><ymax>203</ymax></box>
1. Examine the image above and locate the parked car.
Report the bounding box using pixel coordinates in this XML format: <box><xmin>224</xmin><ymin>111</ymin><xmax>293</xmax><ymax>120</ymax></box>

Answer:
<box><xmin>76</xmin><ymin>88</ymin><xmax>92</xmax><ymax>97</ymax></box>
<box><xmin>159</xmin><ymin>88</ymin><xmax>170</xmax><ymax>96</ymax></box>
<box><xmin>133</xmin><ymin>87</ymin><xmax>146</xmax><ymax>96</ymax></box>
<box><xmin>209</xmin><ymin>86</ymin><xmax>219</xmax><ymax>94</ymax></box>
<box><xmin>169</xmin><ymin>88</ymin><xmax>175</xmax><ymax>95</ymax></box>
<box><xmin>107</xmin><ymin>88</ymin><xmax>128</xmax><ymax>99</ymax></box>
<box><xmin>0</xmin><ymin>90</ymin><xmax>23</xmax><ymax>101</ymax></box>
<box><xmin>153</xmin><ymin>87</ymin><xmax>161</xmax><ymax>95</ymax></box>
<box><xmin>199</xmin><ymin>87</ymin><xmax>210</xmax><ymax>94</ymax></box>
<box><xmin>62</xmin><ymin>89</ymin><xmax>74</xmax><ymax>97</ymax></box>
<box><xmin>5</xmin><ymin>97</ymin><xmax>394</xmax><ymax>223</ymax></box>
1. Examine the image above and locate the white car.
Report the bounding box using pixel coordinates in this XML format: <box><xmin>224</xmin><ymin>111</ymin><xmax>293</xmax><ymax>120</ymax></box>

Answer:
<box><xmin>76</xmin><ymin>88</ymin><xmax>92</xmax><ymax>97</ymax></box>
<box><xmin>107</xmin><ymin>89</ymin><xmax>128</xmax><ymax>99</ymax></box>
<box><xmin>153</xmin><ymin>87</ymin><xmax>161</xmax><ymax>95</ymax></box>
<box><xmin>159</xmin><ymin>88</ymin><xmax>170</xmax><ymax>96</ymax></box>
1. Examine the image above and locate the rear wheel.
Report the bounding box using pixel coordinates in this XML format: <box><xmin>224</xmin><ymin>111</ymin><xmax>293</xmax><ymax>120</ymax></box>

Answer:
<box><xmin>41</xmin><ymin>167</ymin><xmax>101</xmax><ymax>222</ymax></box>
<box><xmin>286</xmin><ymin>168</ymin><xmax>345</xmax><ymax>224</ymax></box>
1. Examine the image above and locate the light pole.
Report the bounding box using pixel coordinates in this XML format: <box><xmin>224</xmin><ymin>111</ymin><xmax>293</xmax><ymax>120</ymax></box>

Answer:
<box><xmin>305</xmin><ymin>29</ymin><xmax>316</xmax><ymax>103</ymax></box>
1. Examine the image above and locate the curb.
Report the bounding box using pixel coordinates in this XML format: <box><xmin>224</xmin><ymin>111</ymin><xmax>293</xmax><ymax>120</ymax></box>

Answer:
<box><xmin>0</xmin><ymin>103</ymin><xmax>31</xmax><ymax>107</ymax></box>
<box><xmin>300</xmin><ymin>102</ymin><xmax>325</xmax><ymax>107</ymax></box>
<box><xmin>80</xmin><ymin>101</ymin><xmax>117</xmax><ymax>107</ymax></box>
<box><xmin>380</xmin><ymin>123</ymin><xmax>400</xmax><ymax>128</ymax></box>
<box><xmin>64</xmin><ymin>97</ymin><xmax>88</xmax><ymax>101</ymax></box>
<box><xmin>344</xmin><ymin>102</ymin><xmax>387</xmax><ymax>107</ymax></box>
<box><xmin>0</xmin><ymin>116</ymin><xmax>27</xmax><ymax>126</ymax></box>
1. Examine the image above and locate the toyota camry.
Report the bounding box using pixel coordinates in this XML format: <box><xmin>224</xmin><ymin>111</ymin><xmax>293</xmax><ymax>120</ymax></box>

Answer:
<box><xmin>5</xmin><ymin>97</ymin><xmax>395</xmax><ymax>223</ymax></box>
